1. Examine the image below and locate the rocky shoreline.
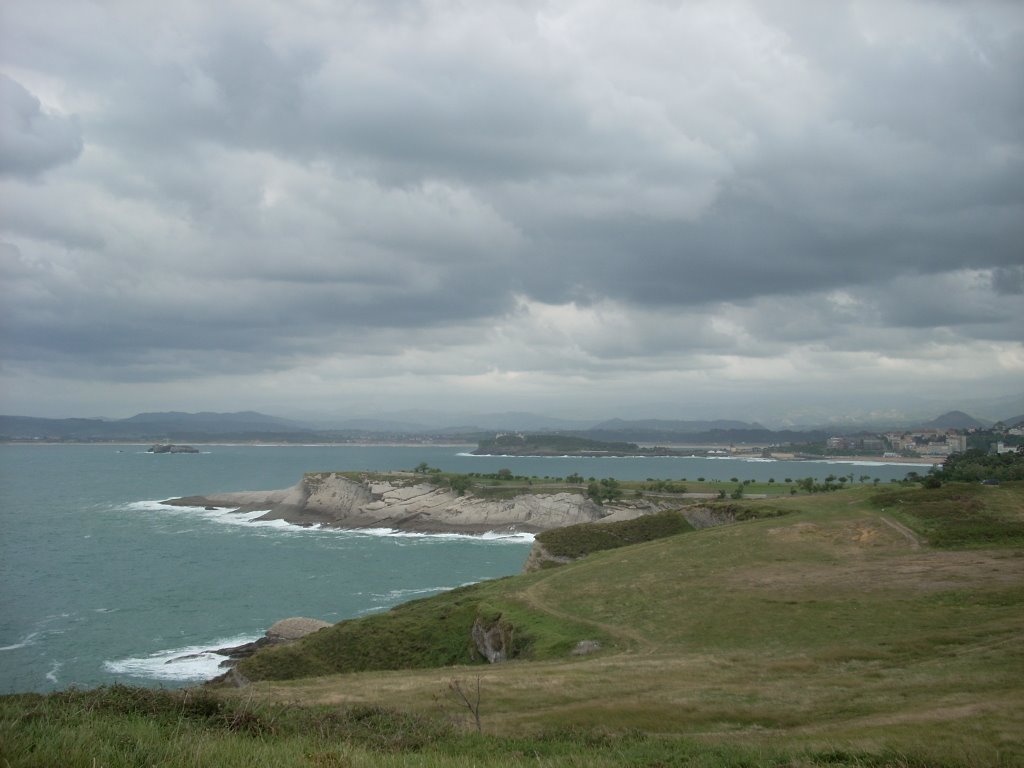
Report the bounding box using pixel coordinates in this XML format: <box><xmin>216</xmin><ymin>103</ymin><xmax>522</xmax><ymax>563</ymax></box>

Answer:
<box><xmin>165</xmin><ymin>472</ymin><xmax>666</xmax><ymax>534</ymax></box>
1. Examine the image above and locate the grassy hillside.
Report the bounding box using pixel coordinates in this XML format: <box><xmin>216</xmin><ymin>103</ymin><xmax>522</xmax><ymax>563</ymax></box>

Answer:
<box><xmin>235</xmin><ymin>578</ymin><xmax>604</xmax><ymax>681</ymax></box>
<box><xmin>870</xmin><ymin>481</ymin><xmax>1024</xmax><ymax>548</ymax></box>
<box><xmin>4</xmin><ymin>482</ymin><xmax>1023</xmax><ymax>767</ymax></box>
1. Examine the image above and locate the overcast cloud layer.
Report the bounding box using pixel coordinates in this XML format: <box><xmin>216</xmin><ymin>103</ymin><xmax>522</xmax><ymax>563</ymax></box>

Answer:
<box><xmin>1</xmin><ymin>0</ymin><xmax>1022</xmax><ymax>421</ymax></box>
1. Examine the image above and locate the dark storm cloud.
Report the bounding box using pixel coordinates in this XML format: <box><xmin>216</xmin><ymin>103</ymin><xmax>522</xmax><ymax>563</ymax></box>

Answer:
<box><xmin>0</xmin><ymin>0</ymin><xmax>1021</xmax><ymax>413</ymax></box>
<box><xmin>992</xmin><ymin>266</ymin><xmax>1024</xmax><ymax>296</ymax></box>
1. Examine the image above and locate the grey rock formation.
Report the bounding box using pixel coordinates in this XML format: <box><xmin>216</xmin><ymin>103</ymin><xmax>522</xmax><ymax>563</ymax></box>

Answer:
<box><xmin>682</xmin><ymin>506</ymin><xmax>738</xmax><ymax>529</ymax></box>
<box><xmin>471</xmin><ymin>615</ymin><xmax>514</xmax><ymax>663</ymax></box>
<box><xmin>521</xmin><ymin>541</ymin><xmax>575</xmax><ymax>573</ymax></box>
<box><xmin>205</xmin><ymin>616</ymin><xmax>331</xmax><ymax>687</ymax></box>
<box><xmin>266</xmin><ymin>617</ymin><xmax>331</xmax><ymax>642</ymax></box>
<box><xmin>165</xmin><ymin>473</ymin><xmax>665</xmax><ymax>534</ymax></box>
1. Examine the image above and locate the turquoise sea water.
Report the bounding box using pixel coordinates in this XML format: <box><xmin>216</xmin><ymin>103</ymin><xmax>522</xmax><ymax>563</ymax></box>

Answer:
<box><xmin>0</xmin><ymin>444</ymin><xmax>920</xmax><ymax>693</ymax></box>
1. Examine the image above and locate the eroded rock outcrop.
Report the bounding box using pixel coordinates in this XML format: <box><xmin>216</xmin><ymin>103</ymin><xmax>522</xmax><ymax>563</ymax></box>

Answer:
<box><xmin>205</xmin><ymin>616</ymin><xmax>332</xmax><ymax>687</ymax></box>
<box><xmin>164</xmin><ymin>473</ymin><xmax>651</xmax><ymax>534</ymax></box>
<box><xmin>682</xmin><ymin>506</ymin><xmax>740</xmax><ymax>529</ymax></box>
<box><xmin>471</xmin><ymin>613</ymin><xmax>516</xmax><ymax>663</ymax></box>
<box><xmin>521</xmin><ymin>541</ymin><xmax>575</xmax><ymax>572</ymax></box>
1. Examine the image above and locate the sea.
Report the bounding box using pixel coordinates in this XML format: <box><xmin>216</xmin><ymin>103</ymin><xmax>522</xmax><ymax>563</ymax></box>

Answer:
<box><xmin>0</xmin><ymin>443</ymin><xmax>924</xmax><ymax>694</ymax></box>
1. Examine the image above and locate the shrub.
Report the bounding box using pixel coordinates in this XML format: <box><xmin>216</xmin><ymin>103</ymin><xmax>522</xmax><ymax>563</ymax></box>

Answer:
<box><xmin>535</xmin><ymin>511</ymin><xmax>694</xmax><ymax>560</ymax></box>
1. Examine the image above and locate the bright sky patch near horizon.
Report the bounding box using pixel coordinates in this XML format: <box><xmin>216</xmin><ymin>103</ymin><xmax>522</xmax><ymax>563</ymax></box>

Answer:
<box><xmin>1</xmin><ymin>0</ymin><xmax>1022</xmax><ymax>424</ymax></box>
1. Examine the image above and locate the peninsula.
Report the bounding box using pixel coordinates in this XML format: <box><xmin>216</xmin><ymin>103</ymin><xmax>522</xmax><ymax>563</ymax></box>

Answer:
<box><xmin>165</xmin><ymin>471</ymin><xmax>666</xmax><ymax>534</ymax></box>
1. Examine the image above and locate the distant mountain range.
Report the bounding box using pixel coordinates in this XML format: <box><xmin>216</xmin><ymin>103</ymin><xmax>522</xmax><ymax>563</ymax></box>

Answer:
<box><xmin>0</xmin><ymin>411</ymin><xmax>314</xmax><ymax>441</ymax></box>
<box><xmin>1</xmin><ymin>408</ymin><xmax>1019</xmax><ymax>443</ymax></box>
<box><xmin>592</xmin><ymin>418</ymin><xmax>767</xmax><ymax>433</ymax></box>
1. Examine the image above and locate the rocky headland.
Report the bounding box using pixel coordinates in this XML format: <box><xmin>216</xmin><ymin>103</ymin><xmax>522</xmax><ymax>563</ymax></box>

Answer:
<box><xmin>165</xmin><ymin>472</ymin><xmax>668</xmax><ymax>534</ymax></box>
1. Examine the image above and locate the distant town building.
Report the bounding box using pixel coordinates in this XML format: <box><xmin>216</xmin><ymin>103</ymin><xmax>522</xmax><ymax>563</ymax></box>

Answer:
<box><xmin>946</xmin><ymin>434</ymin><xmax>967</xmax><ymax>453</ymax></box>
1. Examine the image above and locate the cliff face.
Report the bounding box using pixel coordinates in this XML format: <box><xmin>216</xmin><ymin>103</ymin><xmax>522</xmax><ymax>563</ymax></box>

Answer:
<box><xmin>165</xmin><ymin>473</ymin><xmax>654</xmax><ymax>534</ymax></box>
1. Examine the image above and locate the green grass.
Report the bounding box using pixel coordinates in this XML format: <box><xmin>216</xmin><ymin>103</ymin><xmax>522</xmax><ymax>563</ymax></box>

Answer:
<box><xmin>5</xmin><ymin>485</ymin><xmax>1023</xmax><ymax>767</ymax></box>
<box><xmin>236</xmin><ymin>577</ymin><xmax>603</xmax><ymax>682</ymax></box>
<box><xmin>323</xmin><ymin>469</ymin><xmax>837</xmax><ymax>500</ymax></box>
<box><xmin>0</xmin><ymin>686</ymin><xmax>983</xmax><ymax>767</ymax></box>
<box><xmin>870</xmin><ymin>481</ymin><xmax>1024</xmax><ymax>548</ymax></box>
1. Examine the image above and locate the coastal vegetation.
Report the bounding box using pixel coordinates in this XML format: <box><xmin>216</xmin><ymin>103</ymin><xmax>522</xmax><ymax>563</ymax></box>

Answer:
<box><xmin>1</xmin><ymin>686</ymin><xmax>942</xmax><ymax>768</ymax></box>
<box><xmin>335</xmin><ymin>468</ymin><xmax>890</xmax><ymax>502</ymax></box>
<box><xmin>870</xmin><ymin>482</ymin><xmax>1024</xmax><ymax>549</ymax></box>
<box><xmin>3</xmin><ymin>481</ymin><xmax>1022</xmax><ymax>766</ymax></box>
<box><xmin>533</xmin><ymin>510</ymin><xmax>694</xmax><ymax>560</ymax></box>
<box><xmin>930</xmin><ymin>446</ymin><xmax>1024</xmax><ymax>483</ymax></box>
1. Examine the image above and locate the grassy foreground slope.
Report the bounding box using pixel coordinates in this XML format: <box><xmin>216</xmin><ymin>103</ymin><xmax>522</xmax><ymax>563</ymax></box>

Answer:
<box><xmin>3</xmin><ymin>482</ymin><xmax>1023</xmax><ymax>767</ymax></box>
<box><xmin>244</xmin><ymin>483</ymin><xmax>1024</xmax><ymax>763</ymax></box>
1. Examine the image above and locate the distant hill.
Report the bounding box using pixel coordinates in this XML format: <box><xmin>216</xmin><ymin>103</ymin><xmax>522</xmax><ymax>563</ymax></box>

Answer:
<box><xmin>592</xmin><ymin>418</ymin><xmax>764</xmax><ymax>433</ymax></box>
<box><xmin>321</xmin><ymin>418</ymin><xmax>431</xmax><ymax>432</ymax></box>
<box><xmin>0</xmin><ymin>416</ymin><xmax>115</xmax><ymax>440</ymax></box>
<box><xmin>0</xmin><ymin>411</ymin><xmax>313</xmax><ymax>440</ymax></box>
<box><xmin>919</xmin><ymin>411</ymin><xmax>989</xmax><ymax>430</ymax></box>
<box><xmin>121</xmin><ymin>411</ymin><xmax>310</xmax><ymax>432</ymax></box>
<box><xmin>576</xmin><ymin>418</ymin><xmax>821</xmax><ymax>445</ymax></box>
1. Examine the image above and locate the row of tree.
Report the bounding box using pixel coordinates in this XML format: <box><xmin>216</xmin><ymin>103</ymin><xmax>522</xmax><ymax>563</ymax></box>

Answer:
<box><xmin>931</xmin><ymin>447</ymin><xmax>1024</xmax><ymax>482</ymax></box>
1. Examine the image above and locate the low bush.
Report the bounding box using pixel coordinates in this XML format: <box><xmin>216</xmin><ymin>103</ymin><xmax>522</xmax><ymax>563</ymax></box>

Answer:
<box><xmin>870</xmin><ymin>483</ymin><xmax>1024</xmax><ymax>548</ymax></box>
<box><xmin>535</xmin><ymin>511</ymin><xmax>693</xmax><ymax>560</ymax></box>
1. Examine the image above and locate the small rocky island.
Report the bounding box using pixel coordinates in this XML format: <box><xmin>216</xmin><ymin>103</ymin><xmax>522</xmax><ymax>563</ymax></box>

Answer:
<box><xmin>148</xmin><ymin>444</ymin><xmax>199</xmax><ymax>453</ymax></box>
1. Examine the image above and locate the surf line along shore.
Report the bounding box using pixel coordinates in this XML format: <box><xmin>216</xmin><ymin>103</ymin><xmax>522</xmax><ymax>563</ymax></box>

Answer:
<box><xmin>164</xmin><ymin>471</ymin><xmax>669</xmax><ymax>534</ymax></box>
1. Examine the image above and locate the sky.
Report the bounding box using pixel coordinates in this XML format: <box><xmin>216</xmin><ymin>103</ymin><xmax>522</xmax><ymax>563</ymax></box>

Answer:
<box><xmin>1</xmin><ymin>0</ymin><xmax>1022</xmax><ymax>424</ymax></box>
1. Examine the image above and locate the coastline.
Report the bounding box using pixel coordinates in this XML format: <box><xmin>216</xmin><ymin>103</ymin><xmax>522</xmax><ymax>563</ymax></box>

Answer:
<box><xmin>3</xmin><ymin>440</ymin><xmax>945</xmax><ymax>465</ymax></box>
<box><xmin>0</xmin><ymin>440</ymin><xmax>476</xmax><ymax>448</ymax></box>
<box><xmin>770</xmin><ymin>452</ymin><xmax>943</xmax><ymax>465</ymax></box>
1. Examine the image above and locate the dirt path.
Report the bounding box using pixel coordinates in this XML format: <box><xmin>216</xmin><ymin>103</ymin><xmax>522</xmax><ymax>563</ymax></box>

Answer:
<box><xmin>517</xmin><ymin>569</ymin><xmax>654</xmax><ymax>655</ymax></box>
<box><xmin>879</xmin><ymin>515</ymin><xmax>923</xmax><ymax>549</ymax></box>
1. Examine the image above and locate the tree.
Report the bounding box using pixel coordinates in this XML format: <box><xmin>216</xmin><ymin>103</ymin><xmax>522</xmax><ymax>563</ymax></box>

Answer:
<box><xmin>448</xmin><ymin>677</ymin><xmax>482</xmax><ymax>734</ymax></box>
<box><xmin>496</xmin><ymin>468</ymin><xmax>512</xmax><ymax>480</ymax></box>
<box><xmin>599</xmin><ymin>477</ymin><xmax>623</xmax><ymax>503</ymax></box>
<box><xmin>587</xmin><ymin>478</ymin><xmax>622</xmax><ymax>504</ymax></box>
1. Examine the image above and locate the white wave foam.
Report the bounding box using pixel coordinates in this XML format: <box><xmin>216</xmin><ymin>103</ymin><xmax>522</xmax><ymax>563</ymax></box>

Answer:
<box><xmin>0</xmin><ymin>631</ymin><xmax>39</xmax><ymax>652</ymax></box>
<box><xmin>817</xmin><ymin>459</ymin><xmax>933</xmax><ymax>467</ymax></box>
<box><xmin>104</xmin><ymin>633</ymin><xmax>260</xmax><ymax>682</ymax></box>
<box><xmin>477</xmin><ymin>530</ymin><xmax>535</xmax><ymax>543</ymax></box>
<box><xmin>351</xmin><ymin>528</ymin><xmax>534</xmax><ymax>543</ymax></box>
<box><xmin>375</xmin><ymin>586</ymin><xmax>452</xmax><ymax>599</ymax></box>
<box><xmin>126</xmin><ymin>501</ymin><xmax>533</xmax><ymax>541</ymax></box>
<box><xmin>45</xmin><ymin>661</ymin><xmax>62</xmax><ymax>684</ymax></box>
<box><xmin>124</xmin><ymin>501</ymin><xmax>319</xmax><ymax>533</ymax></box>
